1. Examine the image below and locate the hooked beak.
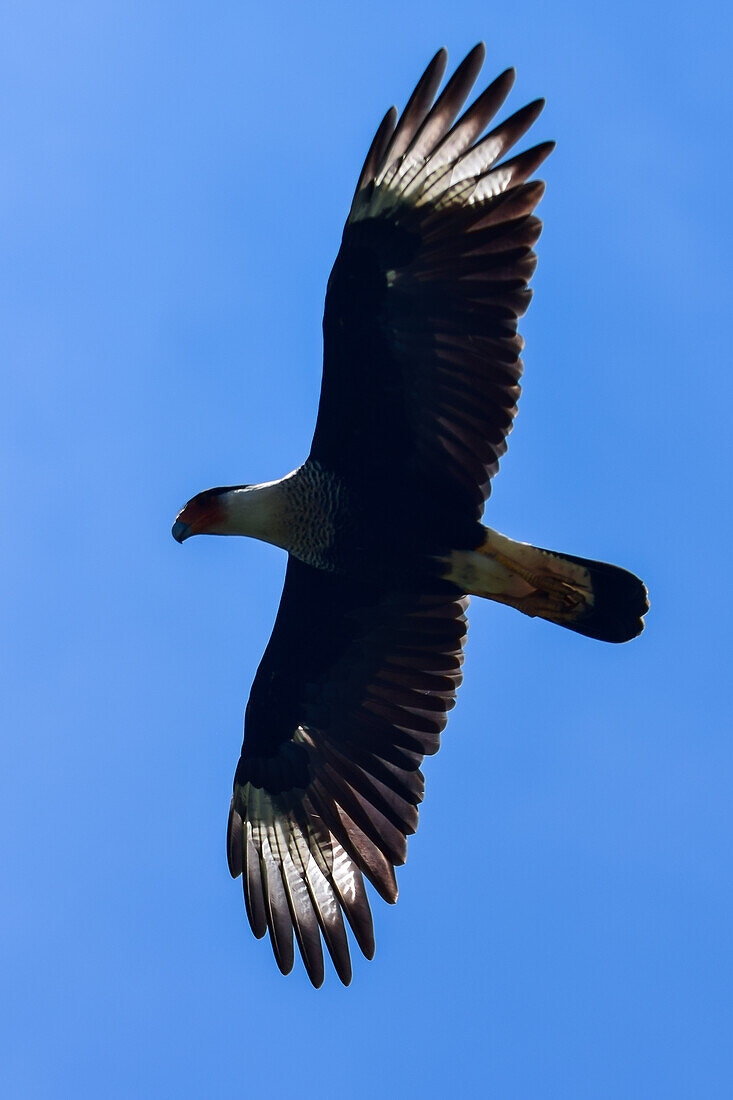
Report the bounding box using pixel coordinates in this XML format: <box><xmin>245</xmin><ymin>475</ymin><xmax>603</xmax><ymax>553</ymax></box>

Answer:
<box><xmin>172</xmin><ymin>487</ymin><xmax>230</xmax><ymax>542</ymax></box>
<box><xmin>171</xmin><ymin>520</ymin><xmax>191</xmax><ymax>543</ymax></box>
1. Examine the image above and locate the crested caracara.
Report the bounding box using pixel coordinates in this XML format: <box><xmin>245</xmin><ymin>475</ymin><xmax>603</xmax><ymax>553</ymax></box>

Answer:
<box><xmin>172</xmin><ymin>45</ymin><xmax>649</xmax><ymax>987</ymax></box>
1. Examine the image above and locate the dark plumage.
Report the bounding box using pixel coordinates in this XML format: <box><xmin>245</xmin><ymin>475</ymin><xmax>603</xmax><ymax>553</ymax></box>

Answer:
<box><xmin>173</xmin><ymin>45</ymin><xmax>648</xmax><ymax>987</ymax></box>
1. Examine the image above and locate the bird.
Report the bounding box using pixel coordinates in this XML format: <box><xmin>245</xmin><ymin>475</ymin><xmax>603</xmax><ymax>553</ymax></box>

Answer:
<box><xmin>172</xmin><ymin>44</ymin><xmax>649</xmax><ymax>987</ymax></box>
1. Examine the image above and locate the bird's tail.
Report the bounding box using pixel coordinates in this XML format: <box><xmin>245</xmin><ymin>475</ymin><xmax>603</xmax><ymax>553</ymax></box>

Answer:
<box><xmin>441</xmin><ymin>526</ymin><xmax>648</xmax><ymax>643</ymax></box>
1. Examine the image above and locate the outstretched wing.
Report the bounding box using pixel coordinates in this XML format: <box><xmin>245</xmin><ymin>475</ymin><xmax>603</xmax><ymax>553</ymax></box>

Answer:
<box><xmin>227</xmin><ymin>557</ymin><xmax>468</xmax><ymax>986</ymax></box>
<box><xmin>311</xmin><ymin>44</ymin><xmax>553</xmax><ymax>522</ymax></box>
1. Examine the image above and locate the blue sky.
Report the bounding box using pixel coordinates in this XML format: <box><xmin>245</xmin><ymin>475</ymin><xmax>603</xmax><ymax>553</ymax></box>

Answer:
<box><xmin>3</xmin><ymin>2</ymin><xmax>732</xmax><ymax>1096</ymax></box>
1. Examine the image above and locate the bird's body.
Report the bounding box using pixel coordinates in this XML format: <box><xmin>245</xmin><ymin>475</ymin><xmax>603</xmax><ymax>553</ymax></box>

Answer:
<box><xmin>193</xmin><ymin>462</ymin><xmax>480</xmax><ymax>580</ymax></box>
<box><xmin>173</xmin><ymin>45</ymin><xmax>648</xmax><ymax>987</ymax></box>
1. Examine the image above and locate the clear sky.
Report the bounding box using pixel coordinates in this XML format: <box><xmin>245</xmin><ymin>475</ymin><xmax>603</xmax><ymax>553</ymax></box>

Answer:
<box><xmin>3</xmin><ymin>2</ymin><xmax>732</xmax><ymax>1097</ymax></box>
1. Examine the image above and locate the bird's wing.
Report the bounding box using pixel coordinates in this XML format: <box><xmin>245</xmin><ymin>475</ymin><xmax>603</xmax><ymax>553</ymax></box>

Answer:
<box><xmin>311</xmin><ymin>44</ymin><xmax>553</xmax><ymax>521</ymax></box>
<box><xmin>227</xmin><ymin>556</ymin><xmax>468</xmax><ymax>986</ymax></box>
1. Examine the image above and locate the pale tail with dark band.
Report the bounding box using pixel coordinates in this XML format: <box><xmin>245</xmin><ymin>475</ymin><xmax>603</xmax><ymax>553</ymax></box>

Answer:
<box><xmin>443</xmin><ymin>527</ymin><xmax>649</xmax><ymax>643</ymax></box>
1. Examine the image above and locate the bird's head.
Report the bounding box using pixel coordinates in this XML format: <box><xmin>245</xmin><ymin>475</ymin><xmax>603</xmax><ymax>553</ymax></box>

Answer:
<box><xmin>171</xmin><ymin>486</ymin><xmax>246</xmax><ymax>542</ymax></box>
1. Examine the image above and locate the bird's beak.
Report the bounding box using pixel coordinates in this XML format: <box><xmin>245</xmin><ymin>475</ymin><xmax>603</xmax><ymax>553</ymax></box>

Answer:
<box><xmin>171</xmin><ymin>520</ymin><xmax>191</xmax><ymax>543</ymax></box>
<box><xmin>172</xmin><ymin>488</ymin><xmax>229</xmax><ymax>542</ymax></box>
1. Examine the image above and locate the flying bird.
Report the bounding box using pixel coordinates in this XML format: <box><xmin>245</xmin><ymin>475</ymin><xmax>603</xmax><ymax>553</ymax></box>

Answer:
<box><xmin>172</xmin><ymin>45</ymin><xmax>648</xmax><ymax>987</ymax></box>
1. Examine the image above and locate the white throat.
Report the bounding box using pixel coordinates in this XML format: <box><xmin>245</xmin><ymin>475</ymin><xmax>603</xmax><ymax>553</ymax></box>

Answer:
<box><xmin>224</xmin><ymin>471</ymin><xmax>297</xmax><ymax>547</ymax></box>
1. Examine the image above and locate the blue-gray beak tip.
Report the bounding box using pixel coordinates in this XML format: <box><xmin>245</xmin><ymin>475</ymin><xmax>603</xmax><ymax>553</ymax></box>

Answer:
<box><xmin>171</xmin><ymin>520</ymin><xmax>191</xmax><ymax>543</ymax></box>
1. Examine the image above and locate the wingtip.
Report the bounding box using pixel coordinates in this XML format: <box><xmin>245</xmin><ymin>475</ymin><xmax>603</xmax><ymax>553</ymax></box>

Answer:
<box><xmin>427</xmin><ymin>47</ymin><xmax>449</xmax><ymax>82</ymax></box>
<box><xmin>460</xmin><ymin>42</ymin><xmax>486</xmax><ymax>80</ymax></box>
<box><xmin>307</xmin><ymin>967</ymin><xmax>325</xmax><ymax>990</ymax></box>
<box><xmin>537</xmin><ymin>140</ymin><xmax>557</xmax><ymax>169</ymax></box>
<box><xmin>226</xmin><ymin>802</ymin><xmax>243</xmax><ymax>878</ymax></box>
<box><xmin>275</xmin><ymin>955</ymin><xmax>295</xmax><ymax>977</ymax></box>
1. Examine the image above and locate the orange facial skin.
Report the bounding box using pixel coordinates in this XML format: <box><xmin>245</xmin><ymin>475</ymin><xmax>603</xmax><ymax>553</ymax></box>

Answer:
<box><xmin>172</xmin><ymin>488</ymin><xmax>229</xmax><ymax>541</ymax></box>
